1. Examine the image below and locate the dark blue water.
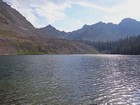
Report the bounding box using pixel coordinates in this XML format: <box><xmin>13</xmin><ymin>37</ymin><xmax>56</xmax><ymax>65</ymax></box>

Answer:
<box><xmin>0</xmin><ymin>55</ymin><xmax>140</xmax><ymax>105</ymax></box>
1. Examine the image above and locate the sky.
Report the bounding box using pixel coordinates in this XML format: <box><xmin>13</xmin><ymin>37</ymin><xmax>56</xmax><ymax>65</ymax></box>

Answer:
<box><xmin>3</xmin><ymin>0</ymin><xmax>140</xmax><ymax>32</ymax></box>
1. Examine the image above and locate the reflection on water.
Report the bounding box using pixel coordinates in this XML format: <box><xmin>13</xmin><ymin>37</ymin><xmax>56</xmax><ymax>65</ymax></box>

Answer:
<box><xmin>0</xmin><ymin>55</ymin><xmax>140</xmax><ymax>105</ymax></box>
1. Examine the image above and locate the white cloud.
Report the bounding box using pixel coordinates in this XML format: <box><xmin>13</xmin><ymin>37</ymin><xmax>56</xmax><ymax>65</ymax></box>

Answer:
<box><xmin>69</xmin><ymin>0</ymin><xmax>140</xmax><ymax>24</ymax></box>
<box><xmin>3</xmin><ymin>0</ymin><xmax>140</xmax><ymax>31</ymax></box>
<box><xmin>34</xmin><ymin>1</ymin><xmax>70</xmax><ymax>23</ymax></box>
<box><xmin>4</xmin><ymin>0</ymin><xmax>38</xmax><ymax>27</ymax></box>
<box><xmin>4</xmin><ymin>0</ymin><xmax>71</xmax><ymax>28</ymax></box>
<box><xmin>99</xmin><ymin>0</ymin><xmax>140</xmax><ymax>24</ymax></box>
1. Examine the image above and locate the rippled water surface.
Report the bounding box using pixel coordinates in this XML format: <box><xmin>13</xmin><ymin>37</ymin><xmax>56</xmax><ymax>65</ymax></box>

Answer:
<box><xmin>0</xmin><ymin>55</ymin><xmax>140</xmax><ymax>105</ymax></box>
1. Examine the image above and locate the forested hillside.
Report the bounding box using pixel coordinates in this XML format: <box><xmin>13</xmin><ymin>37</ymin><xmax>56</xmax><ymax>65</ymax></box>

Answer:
<box><xmin>85</xmin><ymin>35</ymin><xmax>140</xmax><ymax>55</ymax></box>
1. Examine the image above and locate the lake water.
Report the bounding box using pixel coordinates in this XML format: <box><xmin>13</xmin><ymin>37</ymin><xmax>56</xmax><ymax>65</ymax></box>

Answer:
<box><xmin>0</xmin><ymin>55</ymin><xmax>140</xmax><ymax>105</ymax></box>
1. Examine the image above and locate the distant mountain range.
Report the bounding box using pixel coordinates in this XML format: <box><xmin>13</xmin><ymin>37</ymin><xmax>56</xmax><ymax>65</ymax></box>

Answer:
<box><xmin>0</xmin><ymin>0</ymin><xmax>97</xmax><ymax>55</ymax></box>
<box><xmin>41</xmin><ymin>18</ymin><xmax>140</xmax><ymax>42</ymax></box>
<box><xmin>67</xmin><ymin>18</ymin><xmax>140</xmax><ymax>41</ymax></box>
<box><xmin>1</xmin><ymin>0</ymin><xmax>140</xmax><ymax>55</ymax></box>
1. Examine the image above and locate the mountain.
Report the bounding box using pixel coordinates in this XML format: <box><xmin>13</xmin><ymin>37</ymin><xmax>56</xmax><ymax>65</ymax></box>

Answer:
<box><xmin>0</xmin><ymin>1</ymin><xmax>98</xmax><ymax>55</ymax></box>
<box><xmin>38</xmin><ymin>25</ymin><xmax>67</xmax><ymax>38</ymax></box>
<box><xmin>118</xmin><ymin>18</ymin><xmax>140</xmax><ymax>36</ymax></box>
<box><xmin>37</xmin><ymin>18</ymin><xmax>140</xmax><ymax>43</ymax></box>
<box><xmin>67</xmin><ymin>18</ymin><xmax>140</xmax><ymax>42</ymax></box>
<box><xmin>40</xmin><ymin>18</ymin><xmax>140</xmax><ymax>42</ymax></box>
<box><xmin>0</xmin><ymin>0</ymin><xmax>40</xmax><ymax>37</ymax></box>
<box><xmin>67</xmin><ymin>22</ymin><xmax>121</xmax><ymax>41</ymax></box>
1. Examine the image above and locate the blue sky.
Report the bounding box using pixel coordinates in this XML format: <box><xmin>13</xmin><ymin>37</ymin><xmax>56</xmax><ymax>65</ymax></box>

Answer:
<box><xmin>4</xmin><ymin>0</ymin><xmax>140</xmax><ymax>32</ymax></box>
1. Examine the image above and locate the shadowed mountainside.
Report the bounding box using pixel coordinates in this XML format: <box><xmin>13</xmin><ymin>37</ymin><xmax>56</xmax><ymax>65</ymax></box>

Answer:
<box><xmin>68</xmin><ymin>18</ymin><xmax>140</xmax><ymax>42</ymax></box>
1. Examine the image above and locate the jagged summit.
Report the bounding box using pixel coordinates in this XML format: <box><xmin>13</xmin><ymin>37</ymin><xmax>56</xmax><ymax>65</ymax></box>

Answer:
<box><xmin>38</xmin><ymin>24</ymin><xmax>67</xmax><ymax>38</ymax></box>
<box><xmin>46</xmin><ymin>24</ymin><xmax>53</xmax><ymax>27</ymax></box>
<box><xmin>96</xmin><ymin>21</ymin><xmax>105</xmax><ymax>25</ymax></box>
<box><xmin>45</xmin><ymin>24</ymin><xmax>56</xmax><ymax>30</ymax></box>
<box><xmin>67</xmin><ymin>18</ymin><xmax>140</xmax><ymax>42</ymax></box>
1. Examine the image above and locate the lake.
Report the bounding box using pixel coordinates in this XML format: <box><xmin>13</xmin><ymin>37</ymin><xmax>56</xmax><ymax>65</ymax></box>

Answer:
<box><xmin>0</xmin><ymin>55</ymin><xmax>140</xmax><ymax>105</ymax></box>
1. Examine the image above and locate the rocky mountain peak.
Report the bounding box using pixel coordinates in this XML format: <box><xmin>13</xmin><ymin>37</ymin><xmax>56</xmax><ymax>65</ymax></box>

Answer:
<box><xmin>119</xmin><ymin>18</ymin><xmax>138</xmax><ymax>25</ymax></box>
<box><xmin>45</xmin><ymin>24</ymin><xmax>56</xmax><ymax>30</ymax></box>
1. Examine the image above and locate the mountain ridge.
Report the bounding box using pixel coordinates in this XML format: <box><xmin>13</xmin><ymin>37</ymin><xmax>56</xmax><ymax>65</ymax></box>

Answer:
<box><xmin>0</xmin><ymin>1</ymin><xmax>98</xmax><ymax>55</ymax></box>
<box><xmin>67</xmin><ymin>18</ymin><xmax>140</xmax><ymax>42</ymax></box>
<box><xmin>3</xmin><ymin>0</ymin><xmax>140</xmax><ymax>42</ymax></box>
<box><xmin>42</xmin><ymin>18</ymin><xmax>140</xmax><ymax>42</ymax></box>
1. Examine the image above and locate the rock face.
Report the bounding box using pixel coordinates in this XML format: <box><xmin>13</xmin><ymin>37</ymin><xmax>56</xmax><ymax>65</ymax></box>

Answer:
<box><xmin>67</xmin><ymin>18</ymin><xmax>140</xmax><ymax>42</ymax></box>
<box><xmin>0</xmin><ymin>1</ymin><xmax>98</xmax><ymax>55</ymax></box>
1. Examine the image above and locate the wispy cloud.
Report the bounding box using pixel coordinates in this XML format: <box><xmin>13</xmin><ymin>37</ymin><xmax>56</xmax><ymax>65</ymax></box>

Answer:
<box><xmin>70</xmin><ymin>0</ymin><xmax>140</xmax><ymax>24</ymax></box>
<box><xmin>34</xmin><ymin>1</ymin><xmax>70</xmax><ymax>23</ymax></box>
<box><xmin>3</xmin><ymin>0</ymin><xmax>140</xmax><ymax>31</ymax></box>
<box><xmin>4</xmin><ymin>0</ymin><xmax>71</xmax><ymax>27</ymax></box>
<box><xmin>98</xmin><ymin>0</ymin><xmax>140</xmax><ymax>23</ymax></box>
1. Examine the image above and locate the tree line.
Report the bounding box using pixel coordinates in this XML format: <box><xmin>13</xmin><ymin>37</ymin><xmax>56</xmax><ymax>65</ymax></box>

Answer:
<box><xmin>84</xmin><ymin>35</ymin><xmax>140</xmax><ymax>55</ymax></box>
